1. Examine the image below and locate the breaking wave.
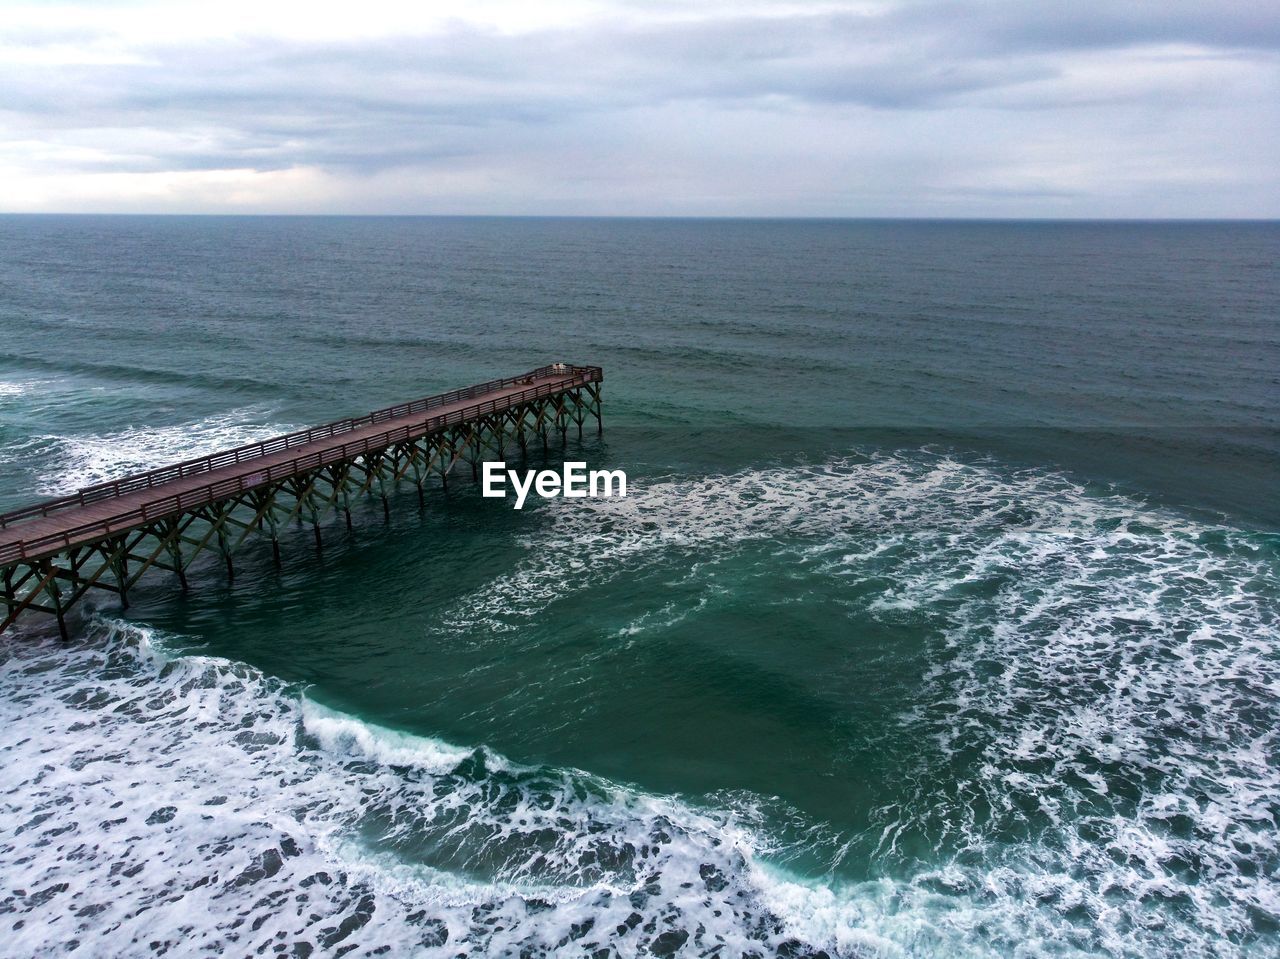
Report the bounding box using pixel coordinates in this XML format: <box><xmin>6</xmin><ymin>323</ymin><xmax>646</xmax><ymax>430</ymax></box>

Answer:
<box><xmin>441</xmin><ymin>452</ymin><xmax>1280</xmax><ymax>956</ymax></box>
<box><xmin>2</xmin><ymin>451</ymin><xmax>1277</xmax><ymax>957</ymax></box>
<box><xmin>0</xmin><ymin>379</ymin><xmax>36</xmax><ymax>399</ymax></box>
<box><xmin>29</xmin><ymin>408</ymin><xmax>294</xmax><ymax>496</ymax></box>
<box><xmin>0</xmin><ymin>620</ymin><xmax>841</xmax><ymax>958</ymax></box>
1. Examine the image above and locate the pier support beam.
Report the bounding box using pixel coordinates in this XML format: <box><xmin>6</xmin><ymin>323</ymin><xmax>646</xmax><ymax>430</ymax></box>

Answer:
<box><xmin>40</xmin><ymin>562</ymin><xmax>69</xmax><ymax>642</ymax></box>
<box><xmin>265</xmin><ymin>514</ymin><xmax>282</xmax><ymax>567</ymax></box>
<box><xmin>164</xmin><ymin>523</ymin><xmax>189</xmax><ymax>591</ymax></box>
<box><xmin>110</xmin><ymin>537</ymin><xmax>130</xmax><ymax>606</ymax></box>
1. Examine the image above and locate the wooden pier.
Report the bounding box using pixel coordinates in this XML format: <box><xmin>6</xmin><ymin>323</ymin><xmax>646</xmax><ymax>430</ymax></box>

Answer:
<box><xmin>0</xmin><ymin>364</ymin><xmax>603</xmax><ymax>639</ymax></box>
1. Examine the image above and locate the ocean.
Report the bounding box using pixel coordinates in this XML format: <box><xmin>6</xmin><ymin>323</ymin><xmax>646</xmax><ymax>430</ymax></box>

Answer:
<box><xmin>0</xmin><ymin>216</ymin><xmax>1277</xmax><ymax>957</ymax></box>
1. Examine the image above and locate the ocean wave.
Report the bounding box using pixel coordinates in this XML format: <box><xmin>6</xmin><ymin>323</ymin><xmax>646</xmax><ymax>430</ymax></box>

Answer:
<box><xmin>440</xmin><ymin>452</ymin><xmax>1280</xmax><ymax>956</ymax></box>
<box><xmin>28</xmin><ymin>407</ymin><xmax>294</xmax><ymax>495</ymax></box>
<box><xmin>0</xmin><ymin>379</ymin><xmax>34</xmax><ymax>399</ymax></box>
<box><xmin>0</xmin><ymin>619</ymin><xmax>838</xmax><ymax>958</ymax></box>
<box><xmin>2</xmin><ymin>451</ymin><xmax>1277</xmax><ymax>957</ymax></box>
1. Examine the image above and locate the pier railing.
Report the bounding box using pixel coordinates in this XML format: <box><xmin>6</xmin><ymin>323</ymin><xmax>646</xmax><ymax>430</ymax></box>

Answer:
<box><xmin>0</xmin><ymin>365</ymin><xmax>601</xmax><ymax>564</ymax></box>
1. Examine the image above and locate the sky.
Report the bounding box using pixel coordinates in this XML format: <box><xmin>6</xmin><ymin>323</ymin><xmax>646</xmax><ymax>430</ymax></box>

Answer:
<box><xmin>0</xmin><ymin>0</ymin><xmax>1277</xmax><ymax>217</ymax></box>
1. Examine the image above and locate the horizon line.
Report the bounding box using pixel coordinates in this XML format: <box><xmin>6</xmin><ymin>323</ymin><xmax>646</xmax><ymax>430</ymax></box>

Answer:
<box><xmin>2</xmin><ymin>212</ymin><xmax>1278</xmax><ymax>223</ymax></box>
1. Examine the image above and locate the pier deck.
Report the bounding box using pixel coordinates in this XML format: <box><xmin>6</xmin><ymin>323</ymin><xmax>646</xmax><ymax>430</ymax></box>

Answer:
<box><xmin>1</xmin><ymin>364</ymin><xmax>603</xmax><ymax>637</ymax></box>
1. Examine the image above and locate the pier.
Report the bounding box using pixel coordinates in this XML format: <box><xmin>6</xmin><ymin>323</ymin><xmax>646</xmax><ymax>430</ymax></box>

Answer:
<box><xmin>0</xmin><ymin>364</ymin><xmax>603</xmax><ymax>639</ymax></box>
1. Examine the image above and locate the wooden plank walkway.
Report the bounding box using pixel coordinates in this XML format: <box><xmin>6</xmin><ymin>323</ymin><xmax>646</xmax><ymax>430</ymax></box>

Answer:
<box><xmin>0</xmin><ymin>365</ymin><xmax>601</xmax><ymax>566</ymax></box>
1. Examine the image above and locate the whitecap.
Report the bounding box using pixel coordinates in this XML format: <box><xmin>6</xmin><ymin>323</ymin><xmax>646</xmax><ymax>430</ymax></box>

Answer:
<box><xmin>31</xmin><ymin>407</ymin><xmax>295</xmax><ymax>496</ymax></box>
<box><xmin>437</xmin><ymin>451</ymin><xmax>1280</xmax><ymax>956</ymax></box>
<box><xmin>3</xmin><ymin>449</ymin><xmax>1277</xmax><ymax>957</ymax></box>
<box><xmin>0</xmin><ymin>618</ymin><xmax>841</xmax><ymax>957</ymax></box>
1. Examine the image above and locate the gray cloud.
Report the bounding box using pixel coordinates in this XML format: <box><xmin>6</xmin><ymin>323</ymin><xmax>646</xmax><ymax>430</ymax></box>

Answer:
<box><xmin>939</xmin><ymin>1</ymin><xmax>1280</xmax><ymax>54</ymax></box>
<box><xmin>0</xmin><ymin>1</ymin><xmax>1276</xmax><ymax>214</ymax></box>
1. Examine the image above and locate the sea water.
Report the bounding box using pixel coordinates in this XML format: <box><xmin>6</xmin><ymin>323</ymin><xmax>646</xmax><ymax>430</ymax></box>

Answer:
<box><xmin>0</xmin><ymin>217</ymin><xmax>1277</xmax><ymax>957</ymax></box>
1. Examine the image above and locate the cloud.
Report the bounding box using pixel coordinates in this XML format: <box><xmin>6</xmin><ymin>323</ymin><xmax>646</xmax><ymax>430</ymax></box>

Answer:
<box><xmin>0</xmin><ymin>0</ymin><xmax>1276</xmax><ymax>215</ymax></box>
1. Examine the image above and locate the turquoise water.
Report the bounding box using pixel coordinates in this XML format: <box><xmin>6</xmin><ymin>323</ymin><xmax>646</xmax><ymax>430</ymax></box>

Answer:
<box><xmin>0</xmin><ymin>217</ymin><xmax>1277</xmax><ymax>957</ymax></box>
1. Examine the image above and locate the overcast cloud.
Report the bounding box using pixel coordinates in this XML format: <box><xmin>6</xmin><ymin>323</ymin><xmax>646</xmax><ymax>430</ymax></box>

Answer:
<box><xmin>0</xmin><ymin>0</ymin><xmax>1277</xmax><ymax>216</ymax></box>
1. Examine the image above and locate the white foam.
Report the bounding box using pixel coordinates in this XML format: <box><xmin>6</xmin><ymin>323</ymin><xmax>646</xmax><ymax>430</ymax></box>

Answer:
<box><xmin>437</xmin><ymin>451</ymin><xmax>1280</xmax><ymax>956</ymax></box>
<box><xmin>0</xmin><ymin>618</ymin><xmax>833</xmax><ymax>957</ymax></box>
<box><xmin>32</xmin><ymin>407</ymin><xmax>294</xmax><ymax>495</ymax></box>
<box><xmin>2</xmin><ymin>451</ymin><xmax>1277</xmax><ymax>957</ymax></box>
<box><xmin>301</xmin><ymin>699</ymin><xmax>477</xmax><ymax>774</ymax></box>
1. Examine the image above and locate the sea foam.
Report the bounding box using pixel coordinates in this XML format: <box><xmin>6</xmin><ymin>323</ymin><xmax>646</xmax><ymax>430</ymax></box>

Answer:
<box><xmin>31</xmin><ymin>407</ymin><xmax>294</xmax><ymax>496</ymax></box>
<box><xmin>438</xmin><ymin>452</ymin><xmax>1280</xmax><ymax>957</ymax></box>
<box><xmin>0</xmin><ymin>619</ymin><xmax>832</xmax><ymax>957</ymax></box>
<box><xmin>1</xmin><ymin>451</ymin><xmax>1277</xmax><ymax>957</ymax></box>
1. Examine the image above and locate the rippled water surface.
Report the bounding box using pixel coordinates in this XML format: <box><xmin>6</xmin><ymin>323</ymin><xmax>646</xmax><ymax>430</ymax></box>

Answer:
<box><xmin>1</xmin><ymin>217</ymin><xmax>1277</xmax><ymax>957</ymax></box>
